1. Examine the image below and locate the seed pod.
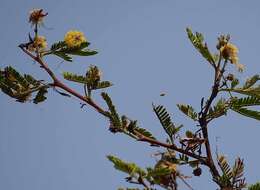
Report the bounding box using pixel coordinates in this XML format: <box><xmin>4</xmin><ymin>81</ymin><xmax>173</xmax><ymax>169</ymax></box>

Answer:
<box><xmin>193</xmin><ymin>167</ymin><xmax>202</xmax><ymax>176</ymax></box>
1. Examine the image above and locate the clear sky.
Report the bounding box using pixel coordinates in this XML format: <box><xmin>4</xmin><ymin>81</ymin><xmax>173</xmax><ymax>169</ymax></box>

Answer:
<box><xmin>0</xmin><ymin>0</ymin><xmax>259</xmax><ymax>190</ymax></box>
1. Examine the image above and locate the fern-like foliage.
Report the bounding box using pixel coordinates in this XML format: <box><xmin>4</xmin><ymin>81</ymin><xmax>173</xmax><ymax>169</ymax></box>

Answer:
<box><xmin>53</xmin><ymin>52</ymin><xmax>72</xmax><ymax>62</ymax></box>
<box><xmin>0</xmin><ymin>66</ymin><xmax>49</xmax><ymax>103</ymax></box>
<box><xmin>229</xmin><ymin>96</ymin><xmax>260</xmax><ymax>121</ymax></box>
<box><xmin>63</xmin><ymin>72</ymin><xmax>88</xmax><ymax>84</ymax></box>
<box><xmin>101</xmin><ymin>92</ymin><xmax>121</xmax><ymax>130</ymax></box>
<box><xmin>46</xmin><ymin>41</ymin><xmax>98</xmax><ymax>62</ymax></box>
<box><xmin>214</xmin><ymin>155</ymin><xmax>246</xmax><ymax>190</ymax></box>
<box><xmin>186</xmin><ymin>28</ymin><xmax>215</xmax><ymax>64</ymax></box>
<box><xmin>232</xmin><ymin>158</ymin><xmax>245</xmax><ymax>189</ymax></box>
<box><xmin>50</xmin><ymin>41</ymin><xmax>67</xmax><ymax>51</ymax></box>
<box><xmin>107</xmin><ymin>155</ymin><xmax>146</xmax><ymax>177</ymax></box>
<box><xmin>177</xmin><ymin>104</ymin><xmax>198</xmax><ymax>121</ymax></box>
<box><xmin>127</xmin><ymin>120</ymin><xmax>157</xmax><ymax>140</ymax></box>
<box><xmin>248</xmin><ymin>182</ymin><xmax>260</xmax><ymax>190</ymax></box>
<box><xmin>231</xmin><ymin>96</ymin><xmax>260</xmax><ymax>107</ymax></box>
<box><xmin>153</xmin><ymin>104</ymin><xmax>181</xmax><ymax>142</ymax></box>
<box><xmin>215</xmin><ymin>155</ymin><xmax>234</xmax><ymax>187</ymax></box>
<box><xmin>231</xmin><ymin>107</ymin><xmax>260</xmax><ymax>121</ymax></box>
<box><xmin>225</xmin><ymin>87</ymin><xmax>260</xmax><ymax>99</ymax></box>
<box><xmin>33</xmin><ymin>87</ymin><xmax>48</xmax><ymax>104</ymax></box>
<box><xmin>95</xmin><ymin>81</ymin><xmax>113</xmax><ymax>90</ymax></box>
<box><xmin>63</xmin><ymin>66</ymin><xmax>112</xmax><ymax>96</ymax></box>
<box><xmin>222</xmin><ymin>74</ymin><xmax>260</xmax><ymax>99</ymax></box>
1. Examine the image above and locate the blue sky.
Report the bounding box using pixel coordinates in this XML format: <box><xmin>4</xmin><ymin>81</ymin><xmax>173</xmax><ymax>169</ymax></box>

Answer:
<box><xmin>0</xmin><ymin>0</ymin><xmax>259</xmax><ymax>189</ymax></box>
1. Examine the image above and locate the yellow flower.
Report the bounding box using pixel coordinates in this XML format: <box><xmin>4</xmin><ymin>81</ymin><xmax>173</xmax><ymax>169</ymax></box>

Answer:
<box><xmin>220</xmin><ymin>43</ymin><xmax>238</xmax><ymax>62</ymax></box>
<box><xmin>64</xmin><ymin>30</ymin><xmax>87</xmax><ymax>48</ymax></box>
<box><xmin>29</xmin><ymin>9</ymin><xmax>47</xmax><ymax>25</ymax></box>
<box><xmin>220</xmin><ymin>43</ymin><xmax>244</xmax><ymax>72</ymax></box>
<box><xmin>28</xmin><ymin>36</ymin><xmax>47</xmax><ymax>52</ymax></box>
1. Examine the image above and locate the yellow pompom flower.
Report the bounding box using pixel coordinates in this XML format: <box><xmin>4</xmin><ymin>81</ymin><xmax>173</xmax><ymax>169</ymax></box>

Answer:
<box><xmin>28</xmin><ymin>36</ymin><xmax>47</xmax><ymax>52</ymax></box>
<box><xmin>220</xmin><ymin>43</ymin><xmax>244</xmax><ymax>72</ymax></box>
<box><xmin>64</xmin><ymin>30</ymin><xmax>87</xmax><ymax>48</ymax></box>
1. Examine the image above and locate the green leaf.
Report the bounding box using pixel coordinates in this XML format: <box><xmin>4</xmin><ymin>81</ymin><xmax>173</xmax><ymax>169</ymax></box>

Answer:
<box><xmin>63</xmin><ymin>67</ymin><xmax>111</xmax><ymax>90</ymax></box>
<box><xmin>248</xmin><ymin>182</ymin><xmax>260</xmax><ymax>190</ymax></box>
<box><xmin>128</xmin><ymin>120</ymin><xmax>156</xmax><ymax>140</ymax></box>
<box><xmin>53</xmin><ymin>52</ymin><xmax>72</xmax><ymax>62</ymax></box>
<box><xmin>222</xmin><ymin>86</ymin><xmax>260</xmax><ymax>99</ymax></box>
<box><xmin>214</xmin><ymin>155</ymin><xmax>233</xmax><ymax>187</ymax></box>
<box><xmin>231</xmin><ymin>96</ymin><xmax>260</xmax><ymax>107</ymax></box>
<box><xmin>218</xmin><ymin>155</ymin><xmax>232</xmax><ymax>179</ymax></box>
<box><xmin>153</xmin><ymin>104</ymin><xmax>178</xmax><ymax>141</ymax></box>
<box><xmin>63</xmin><ymin>72</ymin><xmax>88</xmax><ymax>84</ymax></box>
<box><xmin>107</xmin><ymin>155</ymin><xmax>146</xmax><ymax>176</ymax></box>
<box><xmin>33</xmin><ymin>87</ymin><xmax>48</xmax><ymax>104</ymax></box>
<box><xmin>147</xmin><ymin>167</ymin><xmax>171</xmax><ymax>179</ymax></box>
<box><xmin>134</xmin><ymin>126</ymin><xmax>155</xmax><ymax>139</ymax></box>
<box><xmin>186</xmin><ymin>28</ymin><xmax>215</xmax><ymax>64</ymax></box>
<box><xmin>231</xmin><ymin>107</ymin><xmax>260</xmax><ymax>121</ymax></box>
<box><xmin>177</xmin><ymin>104</ymin><xmax>198</xmax><ymax>121</ymax></box>
<box><xmin>67</xmin><ymin>49</ymin><xmax>98</xmax><ymax>56</ymax></box>
<box><xmin>50</xmin><ymin>41</ymin><xmax>66</xmax><ymax>51</ymax></box>
<box><xmin>48</xmin><ymin>41</ymin><xmax>97</xmax><ymax>61</ymax></box>
<box><xmin>5</xmin><ymin>66</ymin><xmax>30</xmax><ymax>88</ymax></box>
<box><xmin>131</xmin><ymin>121</ymin><xmax>156</xmax><ymax>140</ymax></box>
<box><xmin>94</xmin><ymin>81</ymin><xmax>113</xmax><ymax>90</ymax></box>
<box><xmin>101</xmin><ymin>92</ymin><xmax>121</xmax><ymax>128</ymax></box>
<box><xmin>0</xmin><ymin>67</ymin><xmax>48</xmax><ymax>104</ymax></box>
<box><xmin>24</xmin><ymin>74</ymin><xmax>40</xmax><ymax>86</ymax></box>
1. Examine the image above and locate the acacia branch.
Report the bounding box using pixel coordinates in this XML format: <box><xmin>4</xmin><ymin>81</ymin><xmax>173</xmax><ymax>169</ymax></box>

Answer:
<box><xmin>20</xmin><ymin>46</ymin><xmax>209</xmax><ymax>168</ymax></box>
<box><xmin>198</xmin><ymin>58</ymin><xmax>227</xmax><ymax>179</ymax></box>
<box><xmin>135</xmin><ymin>132</ymin><xmax>207</xmax><ymax>165</ymax></box>
<box><xmin>19</xmin><ymin>46</ymin><xmax>110</xmax><ymax>118</ymax></box>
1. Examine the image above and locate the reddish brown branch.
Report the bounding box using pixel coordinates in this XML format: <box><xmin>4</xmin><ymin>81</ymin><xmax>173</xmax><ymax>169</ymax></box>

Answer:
<box><xmin>20</xmin><ymin>46</ymin><xmax>220</xmax><ymax>181</ymax></box>
<box><xmin>19</xmin><ymin>47</ymin><xmax>110</xmax><ymax>118</ymax></box>
<box><xmin>20</xmin><ymin>47</ymin><xmax>207</xmax><ymax>164</ymax></box>
<box><xmin>135</xmin><ymin>132</ymin><xmax>207</xmax><ymax>165</ymax></box>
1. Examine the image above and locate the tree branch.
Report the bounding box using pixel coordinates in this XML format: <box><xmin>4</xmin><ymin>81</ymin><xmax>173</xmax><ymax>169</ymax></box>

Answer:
<box><xmin>198</xmin><ymin>58</ymin><xmax>228</xmax><ymax>179</ymax></box>
<box><xmin>19</xmin><ymin>46</ymin><xmax>110</xmax><ymax>118</ymax></box>
<box><xmin>135</xmin><ymin>132</ymin><xmax>207</xmax><ymax>165</ymax></box>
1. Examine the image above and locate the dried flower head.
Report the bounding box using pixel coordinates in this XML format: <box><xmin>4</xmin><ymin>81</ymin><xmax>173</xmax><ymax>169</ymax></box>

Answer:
<box><xmin>220</xmin><ymin>43</ymin><xmax>244</xmax><ymax>72</ymax></box>
<box><xmin>28</xmin><ymin>36</ymin><xmax>47</xmax><ymax>52</ymax></box>
<box><xmin>64</xmin><ymin>30</ymin><xmax>87</xmax><ymax>48</ymax></box>
<box><xmin>29</xmin><ymin>9</ymin><xmax>47</xmax><ymax>25</ymax></box>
